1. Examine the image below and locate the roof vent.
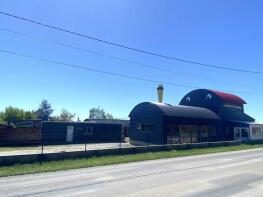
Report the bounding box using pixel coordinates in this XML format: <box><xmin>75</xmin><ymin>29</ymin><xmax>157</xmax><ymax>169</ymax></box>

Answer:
<box><xmin>157</xmin><ymin>84</ymin><xmax>164</xmax><ymax>103</ymax></box>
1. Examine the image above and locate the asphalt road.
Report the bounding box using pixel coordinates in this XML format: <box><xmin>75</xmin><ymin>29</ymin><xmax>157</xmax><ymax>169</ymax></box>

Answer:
<box><xmin>1</xmin><ymin>148</ymin><xmax>263</xmax><ymax>197</ymax></box>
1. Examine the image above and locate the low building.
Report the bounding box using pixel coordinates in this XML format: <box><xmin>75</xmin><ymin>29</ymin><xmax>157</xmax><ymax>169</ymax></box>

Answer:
<box><xmin>41</xmin><ymin>121</ymin><xmax>124</xmax><ymax>145</ymax></box>
<box><xmin>129</xmin><ymin>89</ymin><xmax>257</xmax><ymax>145</ymax></box>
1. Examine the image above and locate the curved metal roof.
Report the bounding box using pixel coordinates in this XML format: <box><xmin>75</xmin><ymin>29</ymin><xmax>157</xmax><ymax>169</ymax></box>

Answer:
<box><xmin>130</xmin><ymin>102</ymin><xmax>220</xmax><ymax>120</ymax></box>
<box><xmin>218</xmin><ymin>108</ymin><xmax>255</xmax><ymax>122</ymax></box>
<box><xmin>206</xmin><ymin>89</ymin><xmax>246</xmax><ymax>104</ymax></box>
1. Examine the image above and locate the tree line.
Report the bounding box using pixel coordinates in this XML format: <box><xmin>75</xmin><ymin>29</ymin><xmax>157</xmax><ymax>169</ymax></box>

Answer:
<box><xmin>0</xmin><ymin>99</ymin><xmax>114</xmax><ymax>123</ymax></box>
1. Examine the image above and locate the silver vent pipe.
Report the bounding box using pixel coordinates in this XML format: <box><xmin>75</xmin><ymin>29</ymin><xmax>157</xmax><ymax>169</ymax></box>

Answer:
<box><xmin>157</xmin><ymin>84</ymin><xmax>163</xmax><ymax>103</ymax></box>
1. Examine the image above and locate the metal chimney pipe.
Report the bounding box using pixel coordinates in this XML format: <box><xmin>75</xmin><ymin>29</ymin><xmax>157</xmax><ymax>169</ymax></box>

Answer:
<box><xmin>157</xmin><ymin>84</ymin><xmax>163</xmax><ymax>103</ymax></box>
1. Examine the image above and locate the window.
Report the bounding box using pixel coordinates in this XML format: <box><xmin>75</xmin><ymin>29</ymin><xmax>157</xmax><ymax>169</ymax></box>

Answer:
<box><xmin>166</xmin><ymin>124</ymin><xmax>179</xmax><ymax>136</ymax></box>
<box><xmin>136</xmin><ymin>123</ymin><xmax>142</xmax><ymax>130</ymax></box>
<box><xmin>208</xmin><ymin>126</ymin><xmax>216</xmax><ymax>136</ymax></box>
<box><xmin>200</xmin><ymin>126</ymin><xmax>208</xmax><ymax>137</ymax></box>
<box><xmin>252</xmin><ymin>127</ymin><xmax>261</xmax><ymax>136</ymax></box>
<box><xmin>206</xmin><ymin>94</ymin><xmax>212</xmax><ymax>100</ymax></box>
<box><xmin>223</xmin><ymin>104</ymin><xmax>242</xmax><ymax>110</ymax></box>
<box><xmin>136</xmin><ymin>123</ymin><xmax>154</xmax><ymax>131</ymax></box>
<box><xmin>235</xmin><ymin>128</ymin><xmax>241</xmax><ymax>137</ymax></box>
<box><xmin>186</xmin><ymin>97</ymin><xmax>191</xmax><ymax>102</ymax></box>
<box><xmin>84</xmin><ymin>127</ymin><xmax>93</xmax><ymax>136</ymax></box>
<box><xmin>241</xmin><ymin>128</ymin><xmax>248</xmax><ymax>138</ymax></box>
<box><xmin>75</xmin><ymin>127</ymin><xmax>84</xmax><ymax>131</ymax></box>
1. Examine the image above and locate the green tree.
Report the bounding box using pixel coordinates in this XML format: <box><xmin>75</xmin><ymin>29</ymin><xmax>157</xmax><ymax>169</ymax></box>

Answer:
<box><xmin>88</xmin><ymin>107</ymin><xmax>114</xmax><ymax>119</ymax></box>
<box><xmin>24</xmin><ymin>111</ymin><xmax>37</xmax><ymax>120</ymax></box>
<box><xmin>0</xmin><ymin>112</ymin><xmax>4</xmax><ymax>123</ymax></box>
<box><xmin>0</xmin><ymin>106</ymin><xmax>36</xmax><ymax>122</ymax></box>
<box><xmin>2</xmin><ymin>106</ymin><xmax>24</xmax><ymax>121</ymax></box>
<box><xmin>105</xmin><ymin>113</ymin><xmax>114</xmax><ymax>119</ymax></box>
<box><xmin>36</xmin><ymin>100</ymin><xmax>54</xmax><ymax>121</ymax></box>
<box><xmin>59</xmin><ymin>109</ymin><xmax>75</xmax><ymax>121</ymax></box>
<box><xmin>52</xmin><ymin>109</ymin><xmax>75</xmax><ymax>121</ymax></box>
<box><xmin>50</xmin><ymin>109</ymin><xmax>75</xmax><ymax>121</ymax></box>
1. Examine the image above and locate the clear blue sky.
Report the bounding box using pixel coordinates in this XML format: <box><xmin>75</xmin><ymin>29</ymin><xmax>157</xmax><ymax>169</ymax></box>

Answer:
<box><xmin>0</xmin><ymin>0</ymin><xmax>262</xmax><ymax>121</ymax></box>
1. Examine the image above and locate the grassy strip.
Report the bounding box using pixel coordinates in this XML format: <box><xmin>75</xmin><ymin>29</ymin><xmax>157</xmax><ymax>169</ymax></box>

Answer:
<box><xmin>0</xmin><ymin>147</ymin><xmax>40</xmax><ymax>152</ymax></box>
<box><xmin>0</xmin><ymin>143</ymin><xmax>263</xmax><ymax>177</ymax></box>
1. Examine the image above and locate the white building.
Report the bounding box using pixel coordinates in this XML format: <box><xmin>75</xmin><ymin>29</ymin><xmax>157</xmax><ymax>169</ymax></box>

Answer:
<box><xmin>249</xmin><ymin>123</ymin><xmax>263</xmax><ymax>141</ymax></box>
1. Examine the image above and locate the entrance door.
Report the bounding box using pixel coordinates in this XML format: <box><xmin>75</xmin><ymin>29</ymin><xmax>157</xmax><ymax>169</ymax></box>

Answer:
<box><xmin>66</xmin><ymin>126</ymin><xmax>74</xmax><ymax>143</ymax></box>
<box><xmin>234</xmin><ymin>127</ymin><xmax>249</xmax><ymax>141</ymax></box>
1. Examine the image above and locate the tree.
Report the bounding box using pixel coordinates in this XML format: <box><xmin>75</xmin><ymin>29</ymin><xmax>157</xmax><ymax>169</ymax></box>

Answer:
<box><xmin>88</xmin><ymin>107</ymin><xmax>114</xmax><ymax>119</ymax></box>
<box><xmin>0</xmin><ymin>106</ymin><xmax>37</xmax><ymax>122</ymax></box>
<box><xmin>24</xmin><ymin>111</ymin><xmax>37</xmax><ymax>120</ymax></box>
<box><xmin>36</xmin><ymin>100</ymin><xmax>53</xmax><ymax>121</ymax></box>
<box><xmin>58</xmin><ymin>109</ymin><xmax>75</xmax><ymax>121</ymax></box>
<box><xmin>0</xmin><ymin>112</ymin><xmax>5</xmax><ymax>123</ymax></box>
<box><xmin>50</xmin><ymin>109</ymin><xmax>75</xmax><ymax>121</ymax></box>
<box><xmin>50</xmin><ymin>115</ymin><xmax>60</xmax><ymax>121</ymax></box>
<box><xmin>2</xmin><ymin>106</ymin><xmax>24</xmax><ymax>121</ymax></box>
<box><xmin>105</xmin><ymin>113</ymin><xmax>114</xmax><ymax>119</ymax></box>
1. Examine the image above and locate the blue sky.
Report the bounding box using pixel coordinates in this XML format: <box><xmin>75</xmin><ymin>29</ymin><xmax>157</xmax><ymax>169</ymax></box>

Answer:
<box><xmin>0</xmin><ymin>0</ymin><xmax>262</xmax><ymax>121</ymax></box>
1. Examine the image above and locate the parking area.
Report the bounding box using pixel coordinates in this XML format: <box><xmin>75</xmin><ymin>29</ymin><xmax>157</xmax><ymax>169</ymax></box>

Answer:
<box><xmin>0</xmin><ymin>142</ymin><xmax>132</xmax><ymax>156</ymax></box>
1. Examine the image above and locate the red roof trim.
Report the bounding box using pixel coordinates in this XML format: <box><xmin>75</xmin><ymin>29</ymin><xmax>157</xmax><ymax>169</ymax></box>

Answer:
<box><xmin>207</xmin><ymin>89</ymin><xmax>246</xmax><ymax>105</ymax></box>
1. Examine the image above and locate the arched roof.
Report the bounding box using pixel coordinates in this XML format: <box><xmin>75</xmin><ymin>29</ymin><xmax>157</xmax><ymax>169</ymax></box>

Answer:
<box><xmin>129</xmin><ymin>102</ymin><xmax>220</xmax><ymax>120</ymax></box>
<box><xmin>180</xmin><ymin>89</ymin><xmax>246</xmax><ymax>106</ymax></box>
<box><xmin>207</xmin><ymin>89</ymin><xmax>246</xmax><ymax>105</ymax></box>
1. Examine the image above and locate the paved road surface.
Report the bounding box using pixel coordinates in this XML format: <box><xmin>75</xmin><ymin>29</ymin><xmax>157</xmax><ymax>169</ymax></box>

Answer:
<box><xmin>1</xmin><ymin>148</ymin><xmax>263</xmax><ymax>197</ymax></box>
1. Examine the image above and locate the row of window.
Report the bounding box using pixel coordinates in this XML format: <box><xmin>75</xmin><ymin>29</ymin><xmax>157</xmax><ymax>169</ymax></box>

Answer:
<box><xmin>136</xmin><ymin>123</ymin><xmax>262</xmax><ymax>138</ymax></box>
<box><xmin>136</xmin><ymin>123</ymin><xmax>154</xmax><ymax>131</ymax></box>
<box><xmin>234</xmin><ymin>127</ymin><xmax>262</xmax><ymax>138</ymax></box>
<box><xmin>223</xmin><ymin>104</ymin><xmax>242</xmax><ymax>110</ymax></box>
<box><xmin>136</xmin><ymin>123</ymin><xmax>217</xmax><ymax>137</ymax></box>
<box><xmin>70</xmin><ymin>126</ymin><xmax>93</xmax><ymax>136</ymax></box>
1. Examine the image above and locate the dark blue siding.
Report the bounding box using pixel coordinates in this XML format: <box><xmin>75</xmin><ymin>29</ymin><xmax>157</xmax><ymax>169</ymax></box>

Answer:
<box><xmin>129</xmin><ymin>102</ymin><xmax>164</xmax><ymax>145</ymax></box>
<box><xmin>179</xmin><ymin>89</ymin><xmax>223</xmax><ymax>113</ymax></box>
<box><xmin>179</xmin><ymin>89</ymin><xmax>254</xmax><ymax>122</ymax></box>
<box><xmin>42</xmin><ymin>122</ymin><xmax>122</xmax><ymax>145</ymax></box>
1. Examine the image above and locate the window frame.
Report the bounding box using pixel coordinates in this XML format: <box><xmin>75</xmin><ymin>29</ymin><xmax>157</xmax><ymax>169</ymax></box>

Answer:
<box><xmin>252</xmin><ymin>127</ymin><xmax>262</xmax><ymax>136</ymax></box>
<box><xmin>136</xmin><ymin>122</ymin><xmax>154</xmax><ymax>132</ymax></box>
<box><xmin>85</xmin><ymin>126</ymin><xmax>93</xmax><ymax>136</ymax></box>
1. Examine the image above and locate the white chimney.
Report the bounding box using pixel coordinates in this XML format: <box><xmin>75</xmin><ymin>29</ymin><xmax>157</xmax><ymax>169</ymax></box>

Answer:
<box><xmin>157</xmin><ymin>84</ymin><xmax>164</xmax><ymax>103</ymax></box>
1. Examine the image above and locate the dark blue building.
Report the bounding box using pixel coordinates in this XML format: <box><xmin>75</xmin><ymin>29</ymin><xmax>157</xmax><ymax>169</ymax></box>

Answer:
<box><xmin>129</xmin><ymin>89</ymin><xmax>255</xmax><ymax>145</ymax></box>
<box><xmin>42</xmin><ymin>121</ymin><xmax>124</xmax><ymax>145</ymax></box>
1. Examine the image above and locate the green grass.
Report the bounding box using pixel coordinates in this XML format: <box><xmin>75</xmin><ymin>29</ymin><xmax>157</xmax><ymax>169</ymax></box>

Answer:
<box><xmin>0</xmin><ymin>143</ymin><xmax>263</xmax><ymax>177</ymax></box>
<box><xmin>0</xmin><ymin>146</ymin><xmax>40</xmax><ymax>152</ymax></box>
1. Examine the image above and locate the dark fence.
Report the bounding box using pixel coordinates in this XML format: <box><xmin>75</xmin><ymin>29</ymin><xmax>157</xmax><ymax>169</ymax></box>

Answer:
<box><xmin>0</xmin><ymin>123</ymin><xmax>124</xmax><ymax>147</ymax></box>
<box><xmin>0</xmin><ymin>127</ymin><xmax>41</xmax><ymax>146</ymax></box>
<box><xmin>0</xmin><ymin>140</ymin><xmax>241</xmax><ymax>166</ymax></box>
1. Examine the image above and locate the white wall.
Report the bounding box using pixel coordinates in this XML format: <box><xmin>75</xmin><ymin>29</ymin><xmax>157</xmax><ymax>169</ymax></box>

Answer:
<box><xmin>249</xmin><ymin>124</ymin><xmax>263</xmax><ymax>140</ymax></box>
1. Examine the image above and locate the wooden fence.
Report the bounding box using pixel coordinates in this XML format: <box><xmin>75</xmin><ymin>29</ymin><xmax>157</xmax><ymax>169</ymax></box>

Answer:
<box><xmin>0</xmin><ymin>127</ymin><xmax>41</xmax><ymax>146</ymax></box>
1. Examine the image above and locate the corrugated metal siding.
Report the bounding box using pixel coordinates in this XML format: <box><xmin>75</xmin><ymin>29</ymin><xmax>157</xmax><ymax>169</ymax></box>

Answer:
<box><xmin>129</xmin><ymin>102</ymin><xmax>164</xmax><ymax>145</ymax></box>
<box><xmin>219</xmin><ymin>109</ymin><xmax>255</xmax><ymax>122</ymax></box>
